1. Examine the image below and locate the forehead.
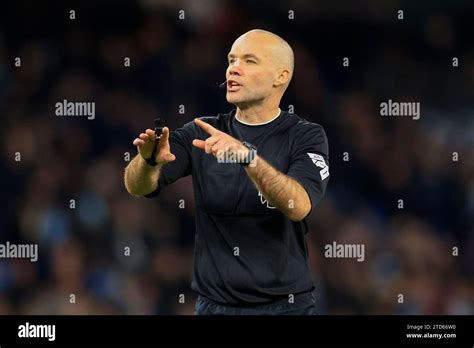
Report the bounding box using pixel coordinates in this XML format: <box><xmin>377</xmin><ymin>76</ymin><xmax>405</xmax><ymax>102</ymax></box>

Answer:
<box><xmin>229</xmin><ymin>33</ymin><xmax>276</xmax><ymax>59</ymax></box>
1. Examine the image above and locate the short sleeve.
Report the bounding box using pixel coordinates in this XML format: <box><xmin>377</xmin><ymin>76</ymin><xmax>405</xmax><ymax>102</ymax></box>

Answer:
<box><xmin>144</xmin><ymin>121</ymin><xmax>195</xmax><ymax>198</ymax></box>
<box><xmin>286</xmin><ymin>123</ymin><xmax>330</xmax><ymax>217</ymax></box>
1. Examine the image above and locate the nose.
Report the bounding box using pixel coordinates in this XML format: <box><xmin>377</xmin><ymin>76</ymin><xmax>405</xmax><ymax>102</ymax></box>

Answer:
<box><xmin>227</xmin><ymin>60</ymin><xmax>242</xmax><ymax>77</ymax></box>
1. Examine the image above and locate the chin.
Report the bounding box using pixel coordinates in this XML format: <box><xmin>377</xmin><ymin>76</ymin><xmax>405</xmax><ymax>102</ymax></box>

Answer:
<box><xmin>226</xmin><ymin>95</ymin><xmax>243</xmax><ymax>105</ymax></box>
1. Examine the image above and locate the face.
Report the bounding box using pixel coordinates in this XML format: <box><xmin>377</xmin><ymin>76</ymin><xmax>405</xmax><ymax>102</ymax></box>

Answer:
<box><xmin>225</xmin><ymin>33</ymin><xmax>278</xmax><ymax>107</ymax></box>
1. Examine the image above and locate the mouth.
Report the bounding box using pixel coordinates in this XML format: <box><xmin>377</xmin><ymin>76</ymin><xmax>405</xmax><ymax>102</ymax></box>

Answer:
<box><xmin>227</xmin><ymin>80</ymin><xmax>242</xmax><ymax>92</ymax></box>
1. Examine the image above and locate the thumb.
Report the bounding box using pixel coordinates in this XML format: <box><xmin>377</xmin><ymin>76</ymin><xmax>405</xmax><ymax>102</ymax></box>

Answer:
<box><xmin>192</xmin><ymin>139</ymin><xmax>205</xmax><ymax>151</ymax></box>
<box><xmin>165</xmin><ymin>153</ymin><xmax>176</xmax><ymax>162</ymax></box>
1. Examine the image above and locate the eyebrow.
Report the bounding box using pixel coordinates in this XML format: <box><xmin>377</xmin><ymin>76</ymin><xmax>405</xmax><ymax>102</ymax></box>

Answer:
<box><xmin>228</xmin><ymin>53</ymin><xmax>260</xmax><ymax>61</ymax></box>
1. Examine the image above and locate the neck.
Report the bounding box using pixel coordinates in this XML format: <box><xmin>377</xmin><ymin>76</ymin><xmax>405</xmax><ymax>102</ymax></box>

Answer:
<box><xmin>235</xmin><ymin>104</ymin><xmax>281</xmax><ymax>125</ymax></box>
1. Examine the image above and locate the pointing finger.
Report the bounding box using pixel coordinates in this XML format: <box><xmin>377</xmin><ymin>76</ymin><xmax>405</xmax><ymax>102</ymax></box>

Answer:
<box><xmin>194</xmin><ymin>118</ymin><xmax>219</xmax><ymax>136</ymax></box>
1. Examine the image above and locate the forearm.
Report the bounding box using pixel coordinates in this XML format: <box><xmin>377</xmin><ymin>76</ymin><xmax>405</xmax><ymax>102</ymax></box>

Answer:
<box><xmin>244</xmin><ymin>155</ymin><xmax>311</xmax><ymax>221</ymax></box>
<box><xmin>124</xmin><ymin>154</ymin><xmax>161</xmax><ymax>196</ymax></box>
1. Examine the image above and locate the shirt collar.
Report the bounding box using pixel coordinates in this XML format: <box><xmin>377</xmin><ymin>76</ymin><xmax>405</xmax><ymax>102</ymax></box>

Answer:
<box><xmin>235</xmin><ymin>108</ymin><xmax>282</xmax><ymax>126</ymax></box>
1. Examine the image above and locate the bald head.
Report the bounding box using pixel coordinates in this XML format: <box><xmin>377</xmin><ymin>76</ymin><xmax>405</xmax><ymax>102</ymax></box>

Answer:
<box><xmin>226</xmin><ymin>29</ymin><xmax>294</xmax><ymax>107</ymax></box>
<box><xmin>236</xmin><ymin>29</ymin><xmax>294</xmax><ymax>84</ymax></box>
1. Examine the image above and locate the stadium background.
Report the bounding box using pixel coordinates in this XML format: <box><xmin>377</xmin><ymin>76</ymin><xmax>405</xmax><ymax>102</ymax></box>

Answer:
<box><xmin>0</xmin><ymin>0</ymin><xmax>472</xmax><ymax>315</ymax></box>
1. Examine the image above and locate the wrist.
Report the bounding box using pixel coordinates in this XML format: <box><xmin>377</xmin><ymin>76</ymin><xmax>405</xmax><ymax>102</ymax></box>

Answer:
<box><xmin>144</xmin><ymin>155</ymin><xmax>158</xmax><ymax>166</ymax></box>
<box><xmin>140</xmin><ymin>154</ymin><xmax>161</xmax><ymax>168</ymax></box>
<box><xmin>143</xmin><ymin>140</ymin><xmax>159</xmax><ymax>166</ymax></box>
<box><xmin>240</xmin><ymin>141</ymin><xmax>257</xmax><ymax>167</ymax></box>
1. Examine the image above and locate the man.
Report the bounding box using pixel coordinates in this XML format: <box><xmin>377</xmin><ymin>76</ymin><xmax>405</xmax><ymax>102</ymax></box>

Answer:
<box><xmin>124</xmin><ymin>29</ymin><xmax>330</xmax><ymax>315</ymax></box>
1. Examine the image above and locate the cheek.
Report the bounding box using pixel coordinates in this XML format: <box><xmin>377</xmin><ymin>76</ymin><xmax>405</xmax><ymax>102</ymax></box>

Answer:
<box><xmin>249</xmin><ymin>71</ymin><xmax>274</xmax><ymax>90</ymax></box>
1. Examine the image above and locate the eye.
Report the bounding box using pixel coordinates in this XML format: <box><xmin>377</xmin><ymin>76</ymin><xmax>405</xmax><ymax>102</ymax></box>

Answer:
<box><xmin>228</xmin><ymin>58</ymin><xmax>236</xmax><ymax>64</ymax></box>
<box><xmin>246</xmin><ymin>59</ymin><xmax>256</xmax><ymax>64</ymax></box>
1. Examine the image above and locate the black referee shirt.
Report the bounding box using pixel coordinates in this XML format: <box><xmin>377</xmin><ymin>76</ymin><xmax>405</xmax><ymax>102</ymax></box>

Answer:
<box><xmin>145</xmin><ymin>109</ymin><xmax>330</xmax><ymax>305</ymax></box>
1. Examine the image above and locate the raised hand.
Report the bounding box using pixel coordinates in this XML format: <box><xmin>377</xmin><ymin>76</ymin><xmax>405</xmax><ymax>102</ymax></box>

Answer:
<box><xmin>192</xmin><ymin>119</ymin><xmax>250</xmax><ymax>162</ymax></box>
<box><xmin>133</xmin><ymin>127</ymin><xmax>176</xmax><ymax>165</ymax></box>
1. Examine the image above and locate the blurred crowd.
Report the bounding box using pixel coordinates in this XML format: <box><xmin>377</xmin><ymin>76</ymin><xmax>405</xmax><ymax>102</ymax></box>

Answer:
<box><xmin>0</xmin><ymin>0</ymin><xmax>472</xmax><ymax>315</ymax></box>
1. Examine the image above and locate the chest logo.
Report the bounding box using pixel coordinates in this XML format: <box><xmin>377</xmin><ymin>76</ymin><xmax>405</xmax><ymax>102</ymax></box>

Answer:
<box><xmin>258</xmin><ymin>191</ymin><xmax>276</xmax><ymax>209</ymax></box>
<box><xmin>307</xmin><ymin>153</ymin><xmax>330</xmax><ymax>180</ymax></box>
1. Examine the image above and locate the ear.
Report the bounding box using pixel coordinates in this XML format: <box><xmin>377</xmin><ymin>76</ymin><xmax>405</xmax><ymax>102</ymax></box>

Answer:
<box><xmin>273</xmin><ymin>68</ymin><xmax>291</xmax><ymax>88</ymax></box>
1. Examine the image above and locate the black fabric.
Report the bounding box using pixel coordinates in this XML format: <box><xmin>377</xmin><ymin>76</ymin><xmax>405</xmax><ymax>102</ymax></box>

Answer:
<box><xmin>194</xmin><ymin>290</ymin><xmax>317</xmax><ymax>315</ymax></box>
<box><xmin>145</xmin><ymin>109</ymin><xmax>330</xmax><ymax>305</ymax></box>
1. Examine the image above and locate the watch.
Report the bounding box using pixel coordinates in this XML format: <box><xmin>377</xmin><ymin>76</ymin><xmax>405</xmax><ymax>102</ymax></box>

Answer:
<box><xmin>240</xmin><ymin>141</ymin><xmax>257</xmax><ymax>166</ymax></box>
